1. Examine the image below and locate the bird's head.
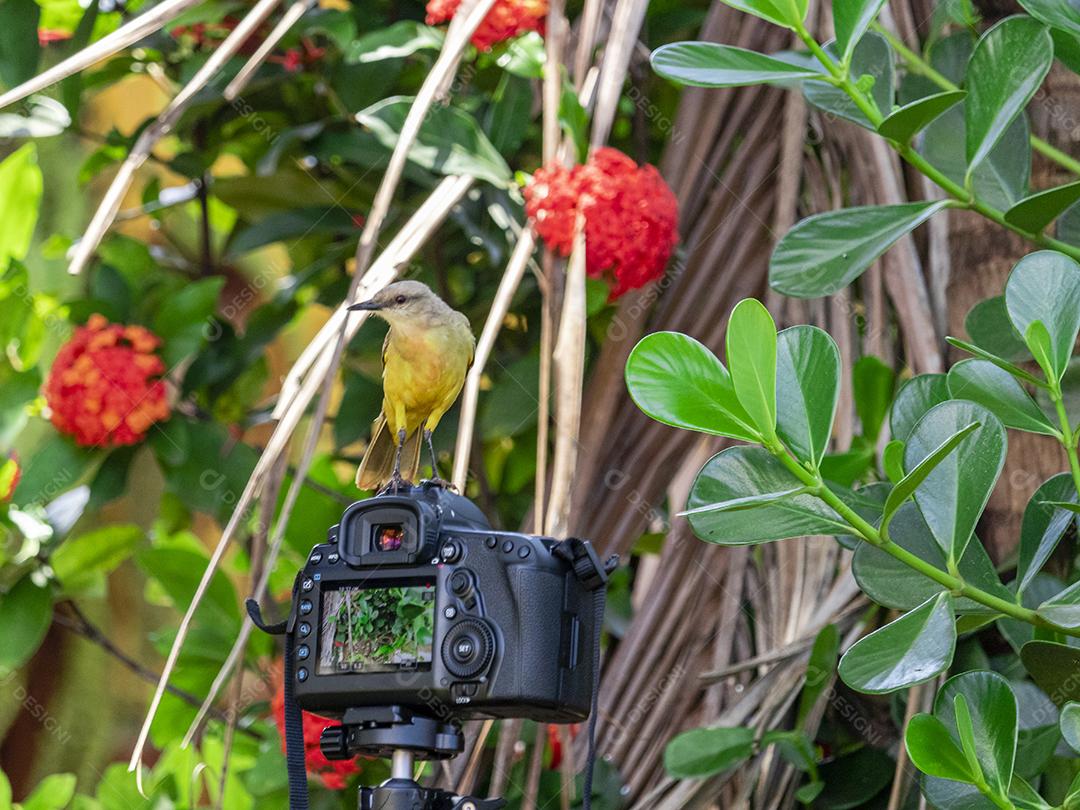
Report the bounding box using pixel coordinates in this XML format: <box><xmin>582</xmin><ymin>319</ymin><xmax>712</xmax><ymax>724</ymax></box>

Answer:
<box><xmin>347</xmin><ymin>281</ymin><xmax>449</xmax><ymax>325</ymax></box>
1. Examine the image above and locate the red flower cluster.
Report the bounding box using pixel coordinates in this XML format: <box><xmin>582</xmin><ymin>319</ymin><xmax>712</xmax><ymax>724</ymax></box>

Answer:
<box><xmin>44</xmin><ymin>315</ymin><xmax>170</xmax><ymax>448</ymax></box>
<box><xmin>425</xmin><ymin>0</ymin><xmax>548</xmax><ymax>50</ymax></box>
<box><xmin>524</xmin><ymin>147</ymin><xmax>679</xmax><ymax>298</ymax></box>
<box><xmin>272</xmin><ymin>679</ymin><xmax>363</xmax><ymax>790</ymax></box>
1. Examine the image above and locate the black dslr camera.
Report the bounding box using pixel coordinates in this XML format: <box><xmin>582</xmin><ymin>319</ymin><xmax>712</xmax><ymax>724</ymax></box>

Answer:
<box><xmin>289</xmin><ymin>483</ymin><xmax>610</xmax><ymax>727</ymax></box>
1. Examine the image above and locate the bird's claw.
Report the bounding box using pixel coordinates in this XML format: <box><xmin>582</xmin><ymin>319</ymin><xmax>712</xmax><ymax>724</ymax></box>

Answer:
<box><xmin>379</xmin><ymin>473</ymin><xmax>412</xmax><ymax>495</ymax></box>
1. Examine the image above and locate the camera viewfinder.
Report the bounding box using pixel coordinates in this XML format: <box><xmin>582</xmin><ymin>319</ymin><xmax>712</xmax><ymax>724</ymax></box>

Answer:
<box><xmin>375</xmin><ymin>524</ymin><xmax>405</xmax><ymax>552</ymax></box>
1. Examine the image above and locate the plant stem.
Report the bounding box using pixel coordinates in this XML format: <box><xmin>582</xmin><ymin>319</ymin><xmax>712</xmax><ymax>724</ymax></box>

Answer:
<box><xmin>792</xmin><ymin>21</ymin><xmax>1080</xmax><ymax>264</ymax></box>
<box><xmin>871</xmin><ymin>22</ymin><xmax>1080</xmax><ymax>179</ymax></box>
<box><xmin>1051</xmin><ymin>387</ymin><xmax>1080</xmax><ymax>499</ymax></box>
<box><xmin>765</xmin><ymin>440</ymin><xmax>1080</xmax><ymax>635</ymax></box>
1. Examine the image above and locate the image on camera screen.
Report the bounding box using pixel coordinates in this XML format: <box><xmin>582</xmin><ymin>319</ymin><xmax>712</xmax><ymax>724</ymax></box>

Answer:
<box><xmin>317</xmin><ymin>583</ymin><xmax>435</xmax><ymax>675</ymax></box>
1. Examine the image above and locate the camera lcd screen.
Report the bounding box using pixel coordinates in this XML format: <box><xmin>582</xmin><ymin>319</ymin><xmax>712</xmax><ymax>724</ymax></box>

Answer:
<box><xmin>317</xmin><ymin>582</ymin><xmax>436</xmax><ymax>675</ymax></box>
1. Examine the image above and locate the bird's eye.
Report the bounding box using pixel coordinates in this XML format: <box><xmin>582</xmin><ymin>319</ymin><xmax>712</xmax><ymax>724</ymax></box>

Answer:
<box><xmin>395</xmin><ymin>295</ymin><xmax>407</xmax><ymax>305</ymax></box>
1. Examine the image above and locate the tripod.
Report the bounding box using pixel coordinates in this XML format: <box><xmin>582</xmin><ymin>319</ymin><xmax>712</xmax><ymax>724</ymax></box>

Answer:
<box><xmin>319</xmin><ymin>705</ymin><xmax>506</xmax><ymax>810</ymax></box>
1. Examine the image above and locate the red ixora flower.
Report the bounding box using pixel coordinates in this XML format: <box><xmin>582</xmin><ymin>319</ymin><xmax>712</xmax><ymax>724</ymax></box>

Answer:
<box><xmin>44</xmin><ymin>314</ymin><xmax>170</xmax><ymax>448</ymax></box>
<box><xmin>425</xmin><ymin>0</ymin><xmax>548</xmax><ymax>50</ymax></box>
<box><xmin>524</xmin><ymin>147</ymin><xmax>679</xmax><ymax>298</ymax></box>
<box><xmin>272</xmin><ymin>675</ymin><xmax>363</xmax><ymax>790</ymax></box>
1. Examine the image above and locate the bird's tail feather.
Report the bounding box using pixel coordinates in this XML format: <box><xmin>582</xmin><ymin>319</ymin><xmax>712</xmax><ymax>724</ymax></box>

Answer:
<box><xmin>355</xmin><ymin>415</ymin><xmax>423</xmax><ymax>490</ymax></box>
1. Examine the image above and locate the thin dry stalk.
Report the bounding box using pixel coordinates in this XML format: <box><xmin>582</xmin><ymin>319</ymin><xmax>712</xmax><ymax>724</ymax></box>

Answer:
<box><xmin>588</xmin><ymin>0</ymin><xmax>649</xmax><ymax>148</ymax></box>
<box><xmin>225</xmin><ymin>0</ymin><xmax>318</xmax><ymax>101</ymax></box>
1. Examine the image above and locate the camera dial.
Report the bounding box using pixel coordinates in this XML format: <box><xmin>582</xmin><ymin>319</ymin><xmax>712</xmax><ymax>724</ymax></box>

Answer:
<box><xmin>441</xmin><ymin>618</ymin><xmax>495</xmax><ymax>680</ymax></box>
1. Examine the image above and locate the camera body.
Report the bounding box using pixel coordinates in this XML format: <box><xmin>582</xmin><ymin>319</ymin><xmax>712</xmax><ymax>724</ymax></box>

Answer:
<box><xmin>290</xmin><ymin>484</ymin><xmax>604</xmax><ymax>724</ymax></box>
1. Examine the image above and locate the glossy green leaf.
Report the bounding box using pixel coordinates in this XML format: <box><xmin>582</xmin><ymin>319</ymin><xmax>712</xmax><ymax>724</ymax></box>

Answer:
<box><xmin>1013</xmin><ymin>680</ymin><xmax>1061</xmax><ymax>779</ymax></box>
<box><xmin>922</xmin><ymin>105</ymin><xmax>1031</xmax><ymax>211</ymax></box>
<box><xmin>769</xmin><ymin>200</ymin><xmax>950</xmax><ymax>298</ymax></box>
<box><xmin>934</xmin><ymin>671</ymin><xmax>1019</xmax><ymax>798</ymax></box>
<box><xmin>882</xmin><ymin>419</ymin><xmax>979</xmax><ymax>530</ymax></box>
<box><xmin>964</xmin><ymin>295</ymin><xmax>1030</xmax><ymax>363</ymax></box>
<box><xmin>625</xmin><ymin>331</ymin><xmax>759</xmax><ymax>441</ymax></box>
<box><xmin>1019</xmin><ymin>474</ymin><xmax>1077</xmax><ymax>594</ymax></box>
<box><xmin>51</xmin><ymin>524</ymin><xmax>143</xmax><ymax>594</ymax></box>
<box><xmin>154</xmin><ymin>277</ymin><xmax>225</xmax><ymax>366</ymax></box>
<box><xmin>803</xmin><ymin>33</ymin><xmax>893</xmax><ymax>128</ymax></box>
<box><xmin>1025</xmin><ymin>321</ymin><xmax>1057</xmax><ymax>384</ymax></box>
<box><xmin>1022</xmin><ymin>640</ymin><xmax>1080</xmax><ymax>705</ymax></box>
<box><xmin>727</xmin><ymin>299</ymin><xmax>778</xmax><ymax>439</ymax></box>
<box><xmin>852</xmin><ymin>355</ymin><xmax>895</xmax><ymax>442</ymax></box>
<box><xmin>883</xmin><ymin>439</ymin><xmax>904</xmax><ymax>483</ymax></box>
<box><xmin>650</xmin><ymin>42</ymin><xmax>827</xmax><ymax>87</ymax></box>
<box><xmin>0</xmin><ymin>144</ymin><xmax>42</xmax><ymax>268</ymax></box>
<box><xmin>946</xmin><ymin>336</ymin><xmax>1043</xmax><ymax>386</ymax></box>
<box><xmin>1005</xmin><ymin>250</ymin><xmax>1080</xmax><ymax>382</ymax></box>
<box><xmin>903</xmin><ymin>401</ymin><xmax>1006</xmax><ymax>563</ymax></box>
<box><xmin>905</xmin><ymin>713</ymin><xmax>974</xmax><ymax>782</ymax></box>
<box><xmin>1061</xmin><ymin>702</ymin><xmax>1080</xmax><ymax>753</ymax></box>
<box><xmin>890</xmin><ymin>373</ymin><xmax>950</xmax><ymax>442</ymax></box>
<box><xmin>21</xmin><ymin>774</ymin><xmax>77</xmax><ymax>810</ymax></box>
<box><xmin>1036</xmin><ymin>579</ymin><xmax>1080</xmax><ymax>628</ymax></box>
<box><xmin>923</xmin><ymin>775</ymin><xmax>1052</xmax><ymax>810</ymax></box>
<box><xmin>877</xmin><ymin>90</ymin><xmax>965</xmax><ymax>143</ymax></box>
<box><xmin>357</xmin><ymin>96</ymin><xmax>512</xmax><ymax>188</ymax></box>
<box><xmin>833</xmin><ymin>0</ymin><xmax>888</xmax><ymax>66</ymax></box>
<box><xmin>946</xmin><ymin>359</ymin><xmax>1058</xmax><ymax>435</ymax></box>
<box><xmin>344</xmin><ymin>20</ymin><xmax>443</xmax><ymax>63</ymax></box>
<box><xmin>1017</xmin><ymin>0</ymin><xmax>1080</xmax><ymax>36</ymax></box>
<box><xmin>837</xmin><ymin>592</ymin><xmax>956</xmax><ymax>693</ymax></box>
<box><xmin>776</xmin><ymin>325</ymin><xmax>839</xmax><ymax>465</ymax></box>
<box><xmin>854</xmin><ymin>503</ymin><xmax>1011</xmax><ymax>613</ymax></box>
<box><xmin>0</xmin><ymin>576</ymin><xmax>53</xmax><ymax>673</ymax></box>
<box><xmin>818</xmin><ymin>442</ymin><xmax>876</xmax><ymax>486</ymax></box>
<box><xmin>13</xmin><ymin>433</ymin><xmax>93</xmax><ymax>506</ymax></box>
<box><xmin>664</xmin><ymin>726</ymin><xmax>755</xmax><ymax>778</ymax></box>
<box><xmin>0</xmin><ymin>0</ymin><xmax>40</xmax><ymax>88</ymax></box>
<box><xmin>686</xmin><ymin>446</ymin><xmax>852</xmax><ymax>544</ymax></box>
<box><xmin>1005</xmin><ymin>182</ymin><xmax>1080</xmax><ymax>234</ymax></box>
<box><xmin>680</xmin><ymin>486</ymin><xmax>809</xmax><ymax>516</ymax></box>
<box><xmin>965</xmin><ymin>17</ymin><xmax>1053</xmax><ymax>174</ymax></box>
<box><xmin>797</xmin><ymin>624</ymin><xmax>839</xmax><ymax>727</ymax></box>
<box><xmin>712</xmin><ymin>0</ymin><xmax>807</xmax><ymax>28</ymax></box>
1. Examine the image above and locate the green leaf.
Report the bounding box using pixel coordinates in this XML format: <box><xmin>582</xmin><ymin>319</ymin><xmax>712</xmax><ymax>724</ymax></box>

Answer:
<box><xmin>905</xmin><ymin>713</ymin><xmax>974</xmax><ymax>782</ymax></box>
<box><xmin>726</xmin><ymin>299</ymin><xmax>778</xmax><ymax>439</ymax></box>
<box><xmin>769</xmin><ymin>201</ymin><xmax>950</xmax><ymax>298</ymax></box>
<box><xmin>797</xmin><ymin>624</ymin><xmax>839</xmax><ymax>727</ymax></box>
<box><xmin>13</xmin><ymin>434</ymin><xmax>93</xmax><ymax>506</ymax></box>
<box><xmin>883</xmin><ymin>439</ymin><xmax>904</xmax><ymax>483</ymax></box>
<box><xmin>686</xmin><ymin>446</ymin><xmax>852</xmax><ymax>544</ymax></box>
<box><xmin>803</xmin><ymin>33</ymin><xmax>893</xmax><ymax>128</ymax></box>
<box><xmin>0</xmin><ymin>576</ymin><xmax>53</xmax><ymax>673</ymax></box>
<box><xmin>1005</xmin><ymin>250</ymin><xmax>1080</xmax><ymax>382</ymax></box>
<box><xmin>882</xmin><ymin>419</ymin><xmax>979</xmax><ymax>530</ymax></box>
<box><xmin>51</xmin><ymin>524</ymin><xmax>143</xmax><ymax>594</ymax></box>
<box><xmin>852</xmin><ymin>355</ymin><xmax>895</xmax><ymax>442</ymax></box>
<box><xmin>650</xmin><ymin>42</ymin><xmax>827</xmax><ymax>87</ymax></box>
<box><xmin>1005</xmin><ymin>182</ymin><xmax>1080</xmax><ymax>234</ymax></box>
<box><xmin>0</xmin><ymin>144</ymin><xmax>42</xmax><ymax>267</ymax></box>
<box><xmin>344</xmin><ymin>20</ymin><xmax>444</xmax><ymax>63</ymax></box>
<box><xmin>946</xmin><ymin>359</ymin><xmax>1058</xmax><ymax>435</ymax></box>
<box><xmin>890</xmin><ymin>373</ymin><xmax>950</xmax><ymax>442</ymax></box>
<box><xmin>877</xmin><ymin>90</ymin><xmax>965</xmax><ymax>143</ymax></box>
<box><xmin>934</xmin><ymin>671</ymin><xmax>1019</xmax><ymax>798</ymax></box>
<box><xmin>965</xmin><ymin>17</ymin><xmax>1053</xmax><ymax>174</ymax></box>
<box><xmin>837</xmin><ymin>592</ymin><xmax>956</xmax><ymax>693</ymax></box>
<box><xmin>21</xmin><ymin>774</ymin><xmax>77</xmax><ymax>810</ymax></box>
<box><xmin>1022</xmin><ymin>640</ymin><xmax>1080</xmax><ymax>705</ymax></box>
<box><xmin>1025</xmin><ymin>321</ymin><xmax>1057</xmax><ymax>383</ymax></box>
<box><xmin>1061</xmin><ymin>702</ymin><xmax>1080</xmax><ymax>753</ymax></box>
<box><xmin>833</xmin><ymin>0</ymin><xmax>888</xmax><ymax>65</ymax></box>
<box><xmin>358</xmin><ymin>96</ymin><xmax>513</xmax><ymax>188</ymax></box>
<box><xmin>818</xmin><ymin>442</ymin><xmax>876</xmax><ymax>486</ymax></box>
<box><xmin>854</xmin><ymin>503</ymin><xmax>1011</xmax><ymax>613</ymax></box>
<box><xmin>776</xmin><ymin>325</ymin><xmax>840</xmax><ymax>465</ymax></box>
<box><xmin>495</xmin><ymin>32</ymin><xmax>545</xmax><ymax>78</ymax></box>
<box><xmin>1036</xmin><ymin>579</ymin><xmax>1080</xmax><ymax>628</ymax></box>
<box><xmin>711</xmin><ymin>0</ymin><xmax>806</xmax><ymax>29</ymax></box>
<box><xmin>964</xmin><ymin>295</ymin><xmax>1030</xmax><ymax>363</ymax></box>
<box><xmin>680</xmin><ymin>486</ymin><xmax>810</xmax><ymax>516</ymax></box>
<box><xmin>903</xmin><ymin>400</ymin><xmax>1006</xmax><ymax>563</ymax></box>
<box><xmin>946</xmin><ymin>336</ymin><xmax>1043</xmax><ymax>386</ymax></box>
<box><xmin>625</xmin><ymin>332</ymin><xmax>759</xmax><ymax>441</ymax></box>
<box><xmin>664</xmin><ymin>727</ymin><xmax>755</xmax><ymax>778</ymax></box>
<box><xmin>0</xmin><ymin>0</ymin><xmax>40</xmax><ymax>88</ymax></box>
<box><xmin>154</xmin><ymin>277</ymin><xmax>225</xmax><ymax>366</ymax></box>
<box><xmin>137</xmin><ymin>546</ymin><xmax>240</xmax><ymax>630</ymax></box>
<box><xmin>1017</xmin><ymin>0</ymin><xmax>1080</xmax><ymax>38</ymax></box>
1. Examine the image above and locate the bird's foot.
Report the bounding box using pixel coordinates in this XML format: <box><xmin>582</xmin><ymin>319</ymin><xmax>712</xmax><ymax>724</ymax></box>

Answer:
<box><xmin>378</xmin><ymin>473</ymin><xmax>412</xmax><ymax>495</ymax></box>
<box><xmin>422</xmin><ymin>476</ymin><xmax>457</xmax><ymax>491</ymax></box>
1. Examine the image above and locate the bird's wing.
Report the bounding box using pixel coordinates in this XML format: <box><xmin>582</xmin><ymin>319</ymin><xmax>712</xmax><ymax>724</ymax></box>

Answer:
<box><xmin>381</xmin><ymin>328</ymin><xmax>391</xmax><ymax>369</ymax></box>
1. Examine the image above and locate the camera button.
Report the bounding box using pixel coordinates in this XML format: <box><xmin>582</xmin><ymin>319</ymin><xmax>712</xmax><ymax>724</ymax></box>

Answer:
<box><xmin>309</xmin><ymin>552</ymin><xmax>323</xmax><ymax>565</ymax></box>
<box><xmin>501</xmin><ymin>540</ymin><xmax>514</xmax><ymax>553</ymax></box>
<box><xmin>517</xmin><ymin>546</ymin><xmax>531</xmax><ymax>559</ymax></box>
<box><xmin>300</xmin><ymin>599</ymin><xmax>313</xmax><ymax>615</ymax></box>
<box><xmin>453</xmin><ymin>638</ymin><xmax>475</xmax><ymax>661</ymax></box>
<box><xmin>484</xmin><ymin>536</ymin><xmax>497</xmax><ymax>549</ymax></box>
<box><xmin>302</xmin><ymin>578</ymin><xmax>314</xmax><ymax>592</ymax></box>
<box><xmin>327</xmin><ymin>552</ymin><xmax>340</xmax><ymax>564</ymax></box>
<box><xmin>297</xmin><ymin>645</ymin><xmax>310</xmax><ymax>660</ymax></box>
<box><xmin>296</xmin><ymin>668</ymin><xmax>308</xmax><ymax>682</ymax></box>
<box><xmin>450</xmin><ymin>570</ymin><xmax>473</xmax><ymax>596</ymax></box>
<box><xmin>439</xmin><ymin>540</ymin><xmax>462</xmax><ymax>563</ymax></box>
<box><xmin>299</xmin><ymin>622</ymin><xmax>311</xmax><ymax>636</ymax></box>
<box><xmin>443</xmin><ymin>606</ymin><xmax>458</xmax><ymax>620</ymax></box>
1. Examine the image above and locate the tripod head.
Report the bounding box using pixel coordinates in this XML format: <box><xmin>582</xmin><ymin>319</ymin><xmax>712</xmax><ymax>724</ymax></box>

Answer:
<box><xmin>318</xmin><ymin>705</ymin><xmax>506</xmax><ymax>810</ymax></box>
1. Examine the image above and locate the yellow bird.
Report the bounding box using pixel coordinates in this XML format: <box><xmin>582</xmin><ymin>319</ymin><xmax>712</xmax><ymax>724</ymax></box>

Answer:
<box><xmin>348</xmin><ymin>281</ymin><xmax>475</xmax><ymax>491</ymax></box>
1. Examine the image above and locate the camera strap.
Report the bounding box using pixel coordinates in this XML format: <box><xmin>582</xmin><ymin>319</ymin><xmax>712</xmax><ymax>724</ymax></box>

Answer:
<box><xmin>552</xmin><ymin>539</ymin><xmax>618</xmax><ymax>810</ymax></box>
<box><xmin>247</xmin><ymin>579</ymin><xmax>310</xmax><ymax>810</ymax></box>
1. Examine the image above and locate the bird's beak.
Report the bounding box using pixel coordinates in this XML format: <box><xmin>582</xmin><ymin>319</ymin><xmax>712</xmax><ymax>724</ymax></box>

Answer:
<box><xmin>348</xmin><ymin>299</ymin><xmax>381</xmax><ymax>311</ymax></box>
